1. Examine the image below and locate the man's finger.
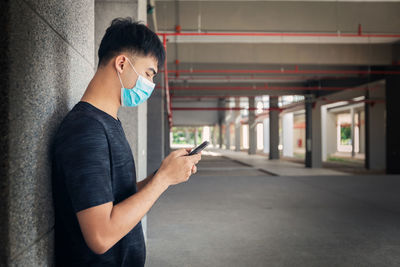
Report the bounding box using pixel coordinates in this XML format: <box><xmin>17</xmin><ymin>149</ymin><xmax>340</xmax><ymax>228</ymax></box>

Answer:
<box><xmin>174</xmin><ymin>148</ymin><xmax>190</xmax><ymax>157</ymax></box>
<box><xmin>187</xmin><ymin>153</ymin><xmax>201</xmax><ymax>163</ymax></box>
<box><xmin>191</xmin><ymin>165</ymin><xmax>197</xmax><ymax>174</ymax></box>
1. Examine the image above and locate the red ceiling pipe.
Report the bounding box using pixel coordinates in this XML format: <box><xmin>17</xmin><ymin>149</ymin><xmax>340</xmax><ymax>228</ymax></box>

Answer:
<box><xmin>171</xmin><ymin>95</ymin><xmax>386</xmax><ymax>104</ymax></box>
<box><xmin>172</xmin><ymin>107</ymin><xmax>284</xmax><ymax>112</ymax></box>
<box><xmin>164</xmin><ymin>69</ymin><xmax>400</xmax><ymax>75</ymax></box>
<box><xmin>161</xmin><ymin>34</ymin><xmax>173</xmax><ymax>128</ymax></box>
<box><xmin>166</xmin><ymin>85</ymin><xmax>379</xmax><ymax>91</ymax></box>
<box><xmin>158</xmin><ymin>31</ymin><xmax>400</xmax><ymax>38</ymax></box>
<box><xmin>167</xmin><ymin>75</ymin><xmax>360</xmax><ymax>81</ymax></box>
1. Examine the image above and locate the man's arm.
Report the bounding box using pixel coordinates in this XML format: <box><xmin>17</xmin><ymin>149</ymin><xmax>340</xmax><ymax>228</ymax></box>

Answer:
<box><xmin>136</xmin><ymin>173</ymin><xmax>155</xmax><ymax>192</ymax></box>
<box><xmin>77</xmin><ymin>172</ymin><xmax>169</xmax><ymax>254</ymax></box>
<box><xmin>76</xmin><ymin>149</ymin><xmax>201</xmax><ymax>255</ymax></box>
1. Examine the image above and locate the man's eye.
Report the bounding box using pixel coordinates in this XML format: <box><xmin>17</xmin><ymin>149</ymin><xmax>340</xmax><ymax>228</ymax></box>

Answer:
<box><xmin>146</xmin><ymin>73</ymin><xmax>150</xmax><ymax>77</ymax></box>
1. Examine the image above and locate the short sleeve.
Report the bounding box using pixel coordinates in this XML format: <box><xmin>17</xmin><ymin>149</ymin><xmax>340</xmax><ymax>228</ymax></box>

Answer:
<box><xmin>56</xmin><ymin>115</ymin><xmax>114</xmax><ymax>213</ymax></box>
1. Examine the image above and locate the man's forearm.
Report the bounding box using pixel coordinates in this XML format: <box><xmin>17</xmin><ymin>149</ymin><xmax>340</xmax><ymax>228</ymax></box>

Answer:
<box><xmin>136</xmin><ymin>173</ymin><xmax>154</xmax><ymax>191</ymax></box>
<box><xmin>103</xmin><ymin>173</ymin><xmax>168</xmax><ymax>253</ymax></box>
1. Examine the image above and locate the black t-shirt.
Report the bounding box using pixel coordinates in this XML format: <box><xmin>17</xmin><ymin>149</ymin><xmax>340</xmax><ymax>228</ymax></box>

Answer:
<box><xmin>51</xmin><ymin>101</ymin><xmax>146</xmax><ymax>267</ymax></box>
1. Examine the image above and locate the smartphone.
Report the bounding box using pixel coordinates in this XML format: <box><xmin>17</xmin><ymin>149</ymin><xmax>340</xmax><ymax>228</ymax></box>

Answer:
<box><xmin>187</xmin><ymin>141</ymin><xmax>210</xmax><ymax>156</ymax></box>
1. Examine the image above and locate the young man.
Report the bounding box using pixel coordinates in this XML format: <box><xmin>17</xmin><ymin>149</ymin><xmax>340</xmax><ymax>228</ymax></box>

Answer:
<box><xmin>51</xmin><ymin>18</ymin><xmax>202</xmax><ymax>266</ymax></box>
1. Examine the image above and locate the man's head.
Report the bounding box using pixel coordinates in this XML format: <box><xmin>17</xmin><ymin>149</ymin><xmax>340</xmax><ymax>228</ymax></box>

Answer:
<box><xmin>98</xmin><ymin>17</ymin><xmax>165</xmax><ymax>71</ymax></box>
<box><xmin>96</xmin><ymin>17</ymin><xmax>165</xmax><ymax>106</ymax></box>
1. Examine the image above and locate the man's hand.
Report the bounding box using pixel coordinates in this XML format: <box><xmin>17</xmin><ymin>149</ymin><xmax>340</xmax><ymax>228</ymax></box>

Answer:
<box><xmin>155</xmin><ymin>148</ymin><xmax>201</xmax><ymax>187</ymax></box>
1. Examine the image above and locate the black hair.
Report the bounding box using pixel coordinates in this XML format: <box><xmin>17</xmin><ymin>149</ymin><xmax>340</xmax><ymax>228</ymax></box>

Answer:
<box><xmin>97</xmin><ymin>17</ymin><xmax>165</xmax><ymax>70</ymax></box>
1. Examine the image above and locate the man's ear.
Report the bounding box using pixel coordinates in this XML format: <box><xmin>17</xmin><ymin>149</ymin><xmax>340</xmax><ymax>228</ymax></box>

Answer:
<box><xmin>114</xmin><ymin>55</ymin><xmax>127</xmax><ymax>74</ymax></box>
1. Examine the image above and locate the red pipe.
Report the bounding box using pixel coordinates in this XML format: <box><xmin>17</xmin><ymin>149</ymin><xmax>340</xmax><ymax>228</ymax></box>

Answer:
<box><xmin>167</xmin><ymin>85</ymin><xmax>379</xmax><ymax>91</ymax></box>
<box><xmin>164</xmin><ymin>69</ymin><xmax>400</xmax><ymax>75</ymax></box>
<box><xmin>158</xmin><ymin>31</ymin><xmax>400</xmax><ymax>38</ymax></box>
<box><xmin>167</xmin><ymin>75</ymin><xmax>359</xmax><ymax>81</ymax></box>
<box><xmin>162</xmin><ymin>34</ymin><xmax>173</xmax><ymax>128</ymax></box>
<box><xmin>172</xmin><ymin>107</ymin><xmax>283</xmax><ymax>111</ymax></box>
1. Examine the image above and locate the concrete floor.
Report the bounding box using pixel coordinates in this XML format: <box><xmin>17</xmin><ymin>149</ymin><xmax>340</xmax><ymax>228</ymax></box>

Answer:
<box><xmin>146</xmin><ymin>154</ymin><xmax>400</xmax><ymax>267</ymax></box>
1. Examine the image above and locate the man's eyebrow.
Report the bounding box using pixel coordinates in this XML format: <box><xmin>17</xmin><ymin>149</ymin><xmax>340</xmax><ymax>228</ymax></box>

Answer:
<box><xmin>148</xmin><ymin>67</ymin><xmax>157</xmax><ymax>75</ymax></box>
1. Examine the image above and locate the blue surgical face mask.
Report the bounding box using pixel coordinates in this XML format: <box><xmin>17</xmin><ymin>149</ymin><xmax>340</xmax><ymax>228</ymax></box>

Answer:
<box><xmin>117</xmin><ymin>58</ymin><xmax>156</xmax><ymax>107</ymax></box>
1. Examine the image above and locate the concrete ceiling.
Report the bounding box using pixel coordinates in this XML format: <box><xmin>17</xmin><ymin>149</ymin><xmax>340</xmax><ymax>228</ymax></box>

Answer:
<box><xmin>150</xmin><ymin>0</ymin><xmax>400</xmax><ymax>101</ymax></box>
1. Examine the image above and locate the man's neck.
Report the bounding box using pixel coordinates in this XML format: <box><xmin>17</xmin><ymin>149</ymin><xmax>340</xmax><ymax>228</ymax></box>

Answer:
<box><xmin>81</xmin><ymin>69</ymin><xmax>120</xmax><ymax>121</ymax></box>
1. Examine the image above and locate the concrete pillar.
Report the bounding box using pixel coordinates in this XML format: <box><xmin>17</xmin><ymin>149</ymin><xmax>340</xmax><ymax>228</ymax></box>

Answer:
<box><xmin>185</xmin><ymin>128</ymin><xmax>190</xmax><ymax>144</ymax></box>
<box><xmin>269</xmin><ymin>96</ymin><xmax>280</xmax><ymax>159</ymax></box>
<box><xmin>164</xmin><ymin>108</ymin><xmax>171</xmax><ymax>156</ymax></box>
<box><xmin>219</xmin><ymin>123</ymin><xmax>224</xmax><ymax>148</ymax></box>
<box><xmin>248</xmin><ymin>97</ymin><xmax>257</xmax><ymax>155</ymax></box>
<box><xmin>359</xmin><ymin>111</ymin><xmax>365</xmax><ymax>154</ymax></box>
<box><xmin>365</xmin><ymin>85</ymin><xmax>386</xmax><ymax>171</ymax></box>
<box><xmin>225</xmin><ymin>123</ymin><xmax>231</xmax><ymax>149</ymax></box>
<box><xmin>263</xmin><ymin>118</ymin><xmax>270</xmax><ymax>154</ymax></box>
<box><xmin>305</xmin><ymin>95</ymin><xmax>322</xmax><ymax>168</ymax></box>
<box><xmin>350</xmin><ymin>107</ymin><xmax>355</xmax><ymax>157</ymax></box>
<box><xmin>212</xmin><ymin>124</ymin><xmax>217</xmax><ymax>147</ymax></box>
<box><xmin>147</xmin><ymin>74</ymin><xmax>165</xmax><ymax>176</ymax></box>
<box><xmin>202</xmin><ymin>126</ymin><xmax>210</xmax><ymax>142</ymax></box>
<box><xmin>234</xmin><ymin>98</ymin><xmax>241</xmax><ymax>151</ymax></box>
<box><xmin>96</xmin><ymin>0</ymin><xmax>149</xmax><ymax>241</ymax></box>
<box><xmin>282</xmin><ymin>113</ymin><xmax>294</xmax><ymax>157</ymax></box>
<box><xmin>322</xmin><ymin>106</ymin><xmax>337</xmax><ymax>161</ymax></box>
<box><xmin>386</xmin><ymin>75</ymin><xmax>400</xmax><ymax>173</ymax></box>
<box><xmin>0</xmin><ymin>1</ymin><xmax>95</xmax><ymax>265</ymax></box>
<box><xmin>217</xmin><ymin>98</ymin><xmax>225</xmax><ymax>148</ymax></box>
<box><xmin>194</xmin><ymin>127</ymin><xmax>198</xmax><ymax>146</ymax></box>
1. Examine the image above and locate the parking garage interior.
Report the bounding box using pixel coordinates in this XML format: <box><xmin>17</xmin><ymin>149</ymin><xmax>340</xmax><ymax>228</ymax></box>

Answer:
<box><xmin>1</xmin><ymin>0</ymin><xmax>400</xmax><ymax>266</ymax></box>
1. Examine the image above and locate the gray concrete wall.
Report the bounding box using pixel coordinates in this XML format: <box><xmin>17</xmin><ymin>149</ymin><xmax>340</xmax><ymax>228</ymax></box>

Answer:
<box><xmin>148</xmin><ymin>76</ymin><xmax>165</xmax><ymax>176</ymax></box>
<box><xmin>95</xmin><ymin>0</ymin><xmax>149</xmax><ymax>241</ymax></box>
<box><xmin>367</xmin><ymin>83</ymin><xmax>386</xmax><ymax>170</ymax></box>
<box><xmin>1</xmin><ymin>0</ymin><xmax>95</xmax><ymax>265</ymax></box>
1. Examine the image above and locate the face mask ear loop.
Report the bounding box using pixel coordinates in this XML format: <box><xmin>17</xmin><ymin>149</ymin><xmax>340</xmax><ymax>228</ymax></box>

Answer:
<box><xmin>126</xmin><ymin>58</ymin><xmax>140</xmax><ymax>84</ymax></box>
<box><xmin>116</xmin><ymin>70</ymin><xmax>125</xmax><ymax>88</ymax></box>
<box><xmin>126</xmin><ymin>58</ymin><xmax>138</xmax><ymax>74</ymax></box>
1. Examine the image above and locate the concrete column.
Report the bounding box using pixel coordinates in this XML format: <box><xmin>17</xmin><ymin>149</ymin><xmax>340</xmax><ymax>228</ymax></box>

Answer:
<box><xmin>386</xmin><ymin>75</ymin><xmax>400</xmax><ymax>173</ymax></box>
<box><xmin>322</xmin><ymin>106</ymin><xmax>337</xmax><ymax>161</ymax></box>
<box><xmin>212</xmin><ymin>124</ymin><xmax>217</xmax><ymax>147</ymax></box>
<box><xmin>282</xmin><ymin>113</ymin><xmax>294</xmax><ymax>157</ymax></box>
<box><xmin>96</xmin><ymin>0</ymin><xmax>149</xmax><ymax>241</ymax></box>
<box><xmin>219</xmin><ymin>123</ymin><xmax>224</xmax><ymax>148</ymax></box>
<box><xmin>147</xmin><ymin>74</ymin><xmax>165</xmax><ymax>176</ymax></box>
<box><xmin>269</xmin><ymin>96</ymin><xmax>280</xmax><ymax>159</ymax></box>
<box><xmin>225</xmin><ymin>123</ymin><xmax>231</xmax><ymax>149</ymax></box>
<box><xmin>164</xmin><ymin>108</ymin><xmax>171</xmax><ymax>156</ymax></box>
<box><xmin>305</xmin><ymin>96</ymin><xmax>312</xmax><ymax>167</ymax></box>
<box><xmin>359</xmin><ymin>111</ymin><xmax>365</xmax><ymax>154</ymax></box>
<box><xmin>312</xmin><ymin>101</ymin><xmax>323</xmax><ymax>167</ymax></box>
<box><xmin>194</xmin><ymin>127</ymin><xmax>198</xmax><ymax>146</ymax></box>
<box><xmin>202</xmin><ymin>126</ymin><xmax>210</xmax><ymax>142</ymax></box>
<box><xmin>0</xmin><ymin>1</ymin><xmax>95</xmax><ymax>265</ymax></box>
<box><xmin>185</xmin><ymin>128</ymin><xmax>190</xmax><ymax>144</ymax></box>
<box><xmin>305</xmin><ymin>95</ymin><xmax>322</xmax><ymax>168</ymax></box>
<box><xmin>263</xmin><ymin>118</ymin><xmax>270</xmax><ymax>154</ymax></box>
<box><xmin>234</xmin><ymin>98</ymin><xmax>241</xmax><ymax>151</ymax></box>
<box><xmin>248</xmin><ymin>97</ymin><xmax>257</xmax><ymax>154</ymax></box>
<box><xmin>217</xmin><ymin>98</ymin><xmax>225</xmax><ymax>148</ymax></box>
<box><xmin>350</xmin><ymin>107</ymin><xmax>355</xmax><ymax>157</ymax></box>
<box><xmin>365</xmin><ymin>85</ymin><xmax>386</xmax><ymax>171</ymax></box>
